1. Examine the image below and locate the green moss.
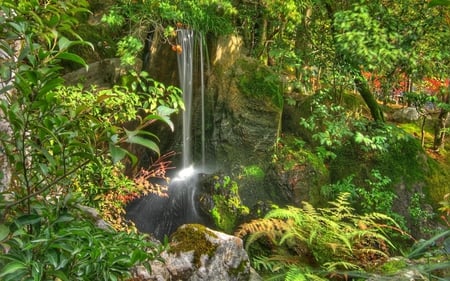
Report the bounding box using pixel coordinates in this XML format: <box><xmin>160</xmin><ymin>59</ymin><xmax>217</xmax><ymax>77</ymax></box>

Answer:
<box><xmin>397</xmin><ymin>121</ymin><xmax>450</xmax><ymax>204</ymax></box>
<box><xmin>229</xmin><ymin>260</ymin><xmax>249</xmax><ymax>277</ymax></box>
<box><xmin>330</xmin><ymin>126</ymin><xmax>426</xmax><ymax>186</ymax></box>
<box><xmin>425</xmin><ymin>158</ymin><xmax>450</xmax><ymax>205</ymax></box>
<box><xmin>211</xmin><ymin>204</ymin><xmax>235</xmax><ymax>233</ymax></box>
<box><xmin>242</xmin><ymin>165</ymin><xmax>265</xmax><ymax>181</ymax></box>
<box><xmin>379</xmin><ymin>259</ymin><xmax>407</xmax><ymax>274</ymax></box>
<box><xmin>236</xmin><ymin>58</ymin><xmax>283</xmax><ymax>109</ymax></box>
<box><xmin>168</xmin><ymin>224</ymin><xmax>218</xmax><ymax>266</ymax></box>
<box><xmin>211</xmin><ymin>176</ymin><xmax>250</xmax><ymax>233</ymax></box>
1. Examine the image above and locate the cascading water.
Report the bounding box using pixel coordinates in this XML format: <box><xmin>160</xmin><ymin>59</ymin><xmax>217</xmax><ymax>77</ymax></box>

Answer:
<box><xmin>177</xmin><ymin>29</ymin><xmax>194</xmax><ymax>169</ymax></box>
<box><xmin>126</xmin><ymin>29</ymin><xmax>210</xmax><ymax>240</ymax></box>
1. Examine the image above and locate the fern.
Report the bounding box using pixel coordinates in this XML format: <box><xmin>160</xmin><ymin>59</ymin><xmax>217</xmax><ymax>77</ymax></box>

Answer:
<box><xmin>284</xmin><ymin>266</ymin><xmax>328</xmax><ymax>281</ymax></box>
<box><xmin>237</xmin><ymin>192</ymin><xmax>406</xmax><ymax>280</ymax></box>
<box><xmin>235</xmin><ymin>218</ymin><xmax>288</xmax><ymax>238</ymax></box>
<box><xmin>323</xmin><ymin>260</ymin><xmax>362</xmax><ymax>271</ymax></box>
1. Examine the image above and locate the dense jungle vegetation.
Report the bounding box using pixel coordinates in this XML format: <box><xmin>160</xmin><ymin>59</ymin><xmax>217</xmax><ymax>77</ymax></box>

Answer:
<box><xmin>0</xmin><ymin>0</ymin><xmax>449</xmax><ymax>280</ymax></box>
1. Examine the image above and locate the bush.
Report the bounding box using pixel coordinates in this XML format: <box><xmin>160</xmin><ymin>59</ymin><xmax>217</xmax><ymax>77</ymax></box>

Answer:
<box><xmin>0</xmin><ymin>195</ymin><xmax>164</xmax><ymax>281</ymax></box>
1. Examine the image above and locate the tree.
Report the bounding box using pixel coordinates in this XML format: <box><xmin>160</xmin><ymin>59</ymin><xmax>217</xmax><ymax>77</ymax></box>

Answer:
<box><xmin>0</xmin><ymin>0</ymin><xmax>182</xmax><ymax>279</ymax></box>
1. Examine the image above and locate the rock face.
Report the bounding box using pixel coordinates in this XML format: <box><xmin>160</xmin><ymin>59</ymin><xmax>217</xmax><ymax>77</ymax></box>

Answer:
<box><xmin>266</xmin><ymin>146</ymin><xmax>329</xmax><ymax>206</ymax></box>
<box><xmin>135</xmin><ymin>224</ymin><xmax>262</xmax><ymax>281</ymax></box>
<box><xmin>207</xmin><ymin>36</ymin><xmax>282</xmax><ymax>172</ymax></box>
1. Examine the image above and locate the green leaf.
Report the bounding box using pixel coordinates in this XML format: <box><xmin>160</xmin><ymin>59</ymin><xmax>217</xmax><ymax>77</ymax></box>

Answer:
<box><xmin>55</xmin><ymin>52</ymin><xmax>87</xmax><ymax>67</ymax></box>
<box><xmin>126</xmin><ymin>135</ymin><xmax>160</xmax><ymax>155</ymax></box>
<box><xmin>143</xmin><ymin>114</ymin><xmax>174</xmax><ymax>132</ymax></box>
<box><xmin>15</xmin><ymin>214</ymin><xmax>41</xmax><ymax>227</ymax></box>
<box><xmin>109</xmin><ymin>144</ymin><xmax>127</xmax><ymax>164</ymax></box>
<box><xmin>0</xmin><ymin>224</ymin><xmax>9</xmax><ymax>241</ymax></box>
<box><xmin>46</xmin><ymin>250</ymin><xmax>59</xmax><ymax>268</ymax></box>
<box><xmin>49</xmin><ymin>270</ymin><xmax>69</xmax><ymax>281</ymax></box>
<box><xmin>39</xmin><ymin>77</ymin><xmax>64</xmax><ymax>96</ymax></box>
<box><xmin>0</xmin><ymin>261</ymin><xmax>27</xmax><ymax>277</ymax></box>
<box><xmin>57</xmin><ymin>37</ymin><xmax>72</xmax><ymax>51</ymax></box>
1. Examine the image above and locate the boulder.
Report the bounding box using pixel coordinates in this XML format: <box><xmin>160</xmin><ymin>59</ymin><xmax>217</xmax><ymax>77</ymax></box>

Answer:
<box><xmin>366</xmin><ymin>269</ymin><xmax>429</xmax><ymax>281</ymax></box>
<box><xmin>134</xmin><ymin>224</ymin><xmax>262</xmax><ymax>281</ymax></box>
<box><xmin>266</xmin><ymin>145</ymin><xmax>329</xmax><ymax>206</ymax></box>
<box><xmin>392</xmin><ymin>107</ymin><xmax>420</xmax><ymax>122</ymax></box>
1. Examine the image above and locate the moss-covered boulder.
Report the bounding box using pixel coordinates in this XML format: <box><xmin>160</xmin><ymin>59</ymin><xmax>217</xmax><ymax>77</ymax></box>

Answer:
<box><xmin>329</xmin><ymin>126</ymin><xmax>449</xmax><ymax>238</ymax></box>
<box><xmin>266</xmin><ymin>136</ymin><xmax>330</xmax><ymax>206</ymax></box>
<box><xmin>140</xmin><ymin>224</ymin><xmax>261</xmax><ymax>281</ymax></box>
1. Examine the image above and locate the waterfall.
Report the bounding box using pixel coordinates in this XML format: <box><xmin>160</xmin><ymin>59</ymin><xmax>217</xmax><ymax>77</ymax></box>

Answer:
<box><xmin>199</xmin><ymin>32</ymin><xmax>206</xmax><ymax>168</ymax></box>
<box><xmin>126</xmin><ymin>28</ymin><xmax>211</xmax><ymax>240</ymax></box>
<box><xmin>176</xmin><ymin>29</ymin><xmax>207</xmax><ymax>170</ymax></box>
<box><xmin>177</xmin><ymin>29</ymin><xmax>194</xmax><ymax>169</ymax></box>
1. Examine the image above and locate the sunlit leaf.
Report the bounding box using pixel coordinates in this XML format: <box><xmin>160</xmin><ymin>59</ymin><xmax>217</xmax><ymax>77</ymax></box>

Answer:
<box><xmin>126</xmin><ymin>135</ymin><xmax>160</xmax><ymax>155</ymax></box>
<box><xmin>55</xmin><ymin>52</ymin><xmax>87</xmax><ymax>67</ymax></box>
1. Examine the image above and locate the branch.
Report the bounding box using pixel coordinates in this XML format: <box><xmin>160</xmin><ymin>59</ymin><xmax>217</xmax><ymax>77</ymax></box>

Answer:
<box><xmin>1</xmin><ymin>159</ymin><xmax>91</xmax><ymax>220</ymax></box>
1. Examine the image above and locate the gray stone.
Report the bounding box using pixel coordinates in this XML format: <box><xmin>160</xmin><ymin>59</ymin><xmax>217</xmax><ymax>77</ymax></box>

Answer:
<box><xmin>392</xmin><ymin>107</ymin><xmax>420</xmax><ymax>122</ymax></box>
<box><xmin>366</xmin><ymin>269</ymin><xmax>429</xmax><ymax>281</ymax></box>
<box><xmin>135</xmin><ymin>224</ymin><xmax>261</xmax><ymax>281</ymax></box>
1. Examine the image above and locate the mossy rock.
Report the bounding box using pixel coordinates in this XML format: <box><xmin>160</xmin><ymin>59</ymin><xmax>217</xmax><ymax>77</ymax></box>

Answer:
<box><xmin>266</xmin><ymin>135</ymin><xmax>330</xmax><ymax>206</ymax></box>
<box><xmin>235</xmin><ymin>58</ymin><xmax>283</xmax><ymax>109</ymax></box>
<box><xmin>165</xmin><ymin>224</ymin><xmax>254</xmax><ymax>280</ymax></box>
<box><xmin>169</xmin><ymin>224</ymin><xmax>218</xmax><ymax>267</ymax></box>
<box><xmin>329</xmin><ymin>125</ymin><xmax>448</xmax><ymax>238</ymax></box>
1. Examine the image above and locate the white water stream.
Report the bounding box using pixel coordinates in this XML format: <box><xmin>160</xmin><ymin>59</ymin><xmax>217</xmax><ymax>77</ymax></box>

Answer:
<box><xmin>176</xmin><ymin>29</ymin><xmax>206</xmax><ymax>170</ymax></box>
<box><xmin>126</xmin><ymin>29</ymin><xmax>209</xmax><ymax>240</ymax></box>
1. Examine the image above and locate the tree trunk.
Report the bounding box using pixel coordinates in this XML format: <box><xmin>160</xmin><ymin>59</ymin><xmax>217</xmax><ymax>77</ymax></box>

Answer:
<box><xmin>434</xmin><ymin>109</ymin><xmax>448</xmax><ymax>151</ymax></box>
<box><xmin>354</xmin><ymin>76</ymin><xmax>385</xmax><ymax>123</ymax></box>
<box><xmin>434</xmin><ymin>91</ymin><xmax>449</xmax><ymax>151</ymax></box>
<box><xmin>324</xmin><ymin>3</ymin><xmax>385</xmax><ymax>123</ymax></box>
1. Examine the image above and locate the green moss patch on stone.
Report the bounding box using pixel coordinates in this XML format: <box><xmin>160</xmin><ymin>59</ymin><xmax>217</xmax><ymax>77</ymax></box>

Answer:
<box><xmin>168</xmin><ymin>224</ymin><xmax>218</xmax><ymax>266</ymax></box>
<box><xmin>379</xmin><ymin>258</ymin><xmax>408</xmax><ymax>274</ymax></box>
<box><xmin>229</xmin><ymin>259</ymin><xmax>249</xmax><ymax>277</ymax></box>
<box><xmin>236</xmin><ymin>58</ymin><xmax>283</xmax><ymax>109</ymax></box>
<box><xmin>242</xmin><ymin>165</ymin><xmax>265</xmax><ymax>181</ymax></box>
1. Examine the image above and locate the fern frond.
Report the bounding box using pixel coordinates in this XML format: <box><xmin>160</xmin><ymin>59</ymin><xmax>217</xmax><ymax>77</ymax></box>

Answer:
<box><xmin>323</xmin><ymin>260</ymin><xmax>362</xmax><ymax>271</ymax></box>
<box><xmin>264</xmin><ymin>273</ymin><xmax>287</xmax><ymax>281</ymax></box>
<box><xmin>323</xmin><ymin>192</ymin><xmax>355</xmax><ymax>219</ymax></box>
<box><xmin>235</xmin><ymin>218</ymin><xmax>287</xmax><ymax>238</ymax></box>
<box><xmin>251</xmin><ymin>255</ymin><xmax>283</xmax><ymax>272</ymax></box>
<box><xmin>266</xmin><ymin>206</ymin><xmax>306</xmax><ymax>225</ymax></box>
<box><xmin>285</xmin><ymin>267</ymin><xmax>308</xmax><ymax>281</ymax></box>
<box><xmin>285</xmin><ymin>266</ymin><xmax>327</xmax><ymax>281</ymax></box>
<box><xmin>301</xmin><ymin>201</ymin><xmax>319</xmax><ymax>216</ymax></box>
<box><xmin>279</xmin><ymin>229</ymin><xmax>307</xmax><ymax>246</ymax></box>
<box><xmin>244</xmin><ymin>231</ymin><xmax>274</xmax><ymax>252</ymax></box>
<box><xmin>354</xmin><ymin>247</ymin><xmax>389</xmax><ymax>258</ymax></box>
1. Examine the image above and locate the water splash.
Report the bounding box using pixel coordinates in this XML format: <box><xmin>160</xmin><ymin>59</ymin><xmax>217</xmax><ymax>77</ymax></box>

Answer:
<box><xmin>172</xmin><ymin>164</ymin><xmax>195</xmax><ymax>182</ymax></box>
